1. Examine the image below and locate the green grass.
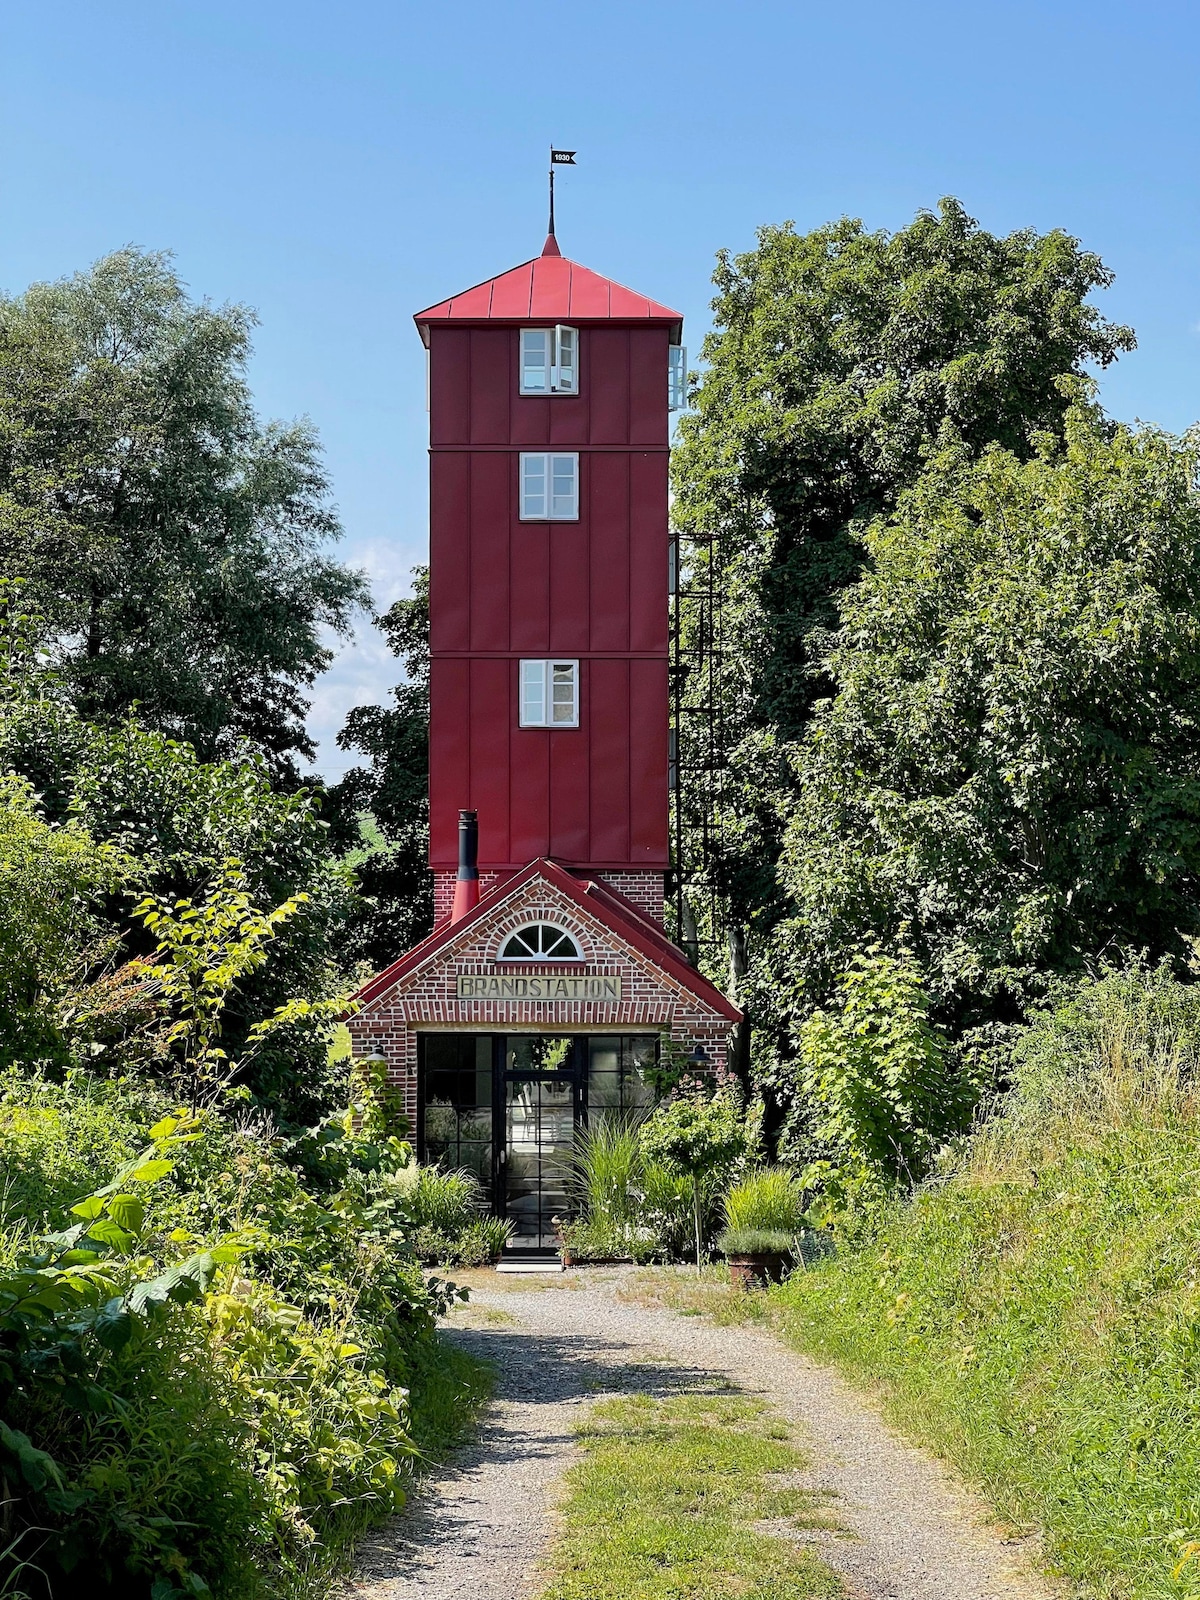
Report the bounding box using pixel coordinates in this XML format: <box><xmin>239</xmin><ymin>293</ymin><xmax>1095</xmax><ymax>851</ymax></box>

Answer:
<box><xmin>539</xmin><ymin>1386</ymin><xmax>843</xmax><ymax>1600</ymax></box>
<box><xmin>407</xmin><ymin>1332</ymin><xmax>494</xmax><ymax>1466</ymax></box>
<box><xmin>770</xmin><ymin>1098</ymin><xmax>1200</xmax><ymax>1600</ymax></box>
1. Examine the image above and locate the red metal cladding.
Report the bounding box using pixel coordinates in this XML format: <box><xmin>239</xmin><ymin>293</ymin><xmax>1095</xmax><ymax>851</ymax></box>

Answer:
<box><xmin>422</xmin><ymin>245</ymin><xmax>677</xmax><ymax>878</ymax></box>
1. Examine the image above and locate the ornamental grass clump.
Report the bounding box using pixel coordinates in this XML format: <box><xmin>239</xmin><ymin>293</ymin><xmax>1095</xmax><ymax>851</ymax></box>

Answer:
<box><xmin>723</xmin><ymin>1166</ymin><xmax>808</xmax><ymax>1235</ymax></box>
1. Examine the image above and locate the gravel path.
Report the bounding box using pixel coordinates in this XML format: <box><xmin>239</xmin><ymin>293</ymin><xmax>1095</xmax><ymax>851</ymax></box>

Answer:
<box><xmin>344</xmin><ymin>1270</ymin><xmax>1057</xmax><ymax>1600</ymax></box>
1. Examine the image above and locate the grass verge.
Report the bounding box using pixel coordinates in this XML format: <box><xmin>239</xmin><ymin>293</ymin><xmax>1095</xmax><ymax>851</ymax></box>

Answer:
<box><xmin>407</xmin><ymin>1330</ymin><xmax>494</xmax><ymax>1466</ymax></box>
<box><xmin>538</xmin><ymin>1384</ymin><xmax>843</xmax><ymax>1600</ymax></box>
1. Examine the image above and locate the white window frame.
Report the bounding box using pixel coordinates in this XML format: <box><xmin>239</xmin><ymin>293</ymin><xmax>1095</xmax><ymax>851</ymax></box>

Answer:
<box><xmin>498</xmin><ymin>923</ymin><xmax>584</xmax><ymax>961</ymax></box>
<box><xmin>519</xmin><ymin>452</ymin><xmax>579</xmax><ymax>521</ymax></box>
<box><xmin>519</xmin><ymin>659</ymin><xmax>580</xmax><ymax>727</ymax></box>
<box><xmin>668</xmin><ymin>344</ymin><xmax>688</xmax><ymax>411</ymax></box>
<box><xmin>519</xmin><ymin>325</ymin><xmax>579</xmax><ymax>395</ymax></box>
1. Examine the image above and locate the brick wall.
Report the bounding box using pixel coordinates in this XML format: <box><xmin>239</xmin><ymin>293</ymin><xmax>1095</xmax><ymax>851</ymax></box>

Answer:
<box><xmin>598</xmin><ymin>872</ymin><xmax>664</xmax><ymax>927</ymax></box>
<box><xmin>434</xmin><ymin>868</ymin><xmax>664</xmax><ymax>929</ymax></box>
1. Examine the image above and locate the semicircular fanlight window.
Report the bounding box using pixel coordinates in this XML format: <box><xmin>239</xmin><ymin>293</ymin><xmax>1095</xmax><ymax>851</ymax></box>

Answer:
<box><xmin>500</xmin><ymin>923</ymin><xmax>583</xmax><ymax>960</ymax></box>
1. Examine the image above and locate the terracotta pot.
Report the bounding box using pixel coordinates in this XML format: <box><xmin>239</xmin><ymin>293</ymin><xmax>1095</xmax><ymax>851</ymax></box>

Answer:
<box><xmin>727</xmin><ymin>1252</ymin><xmax>790</xmax><ymax>1290</ymax></box>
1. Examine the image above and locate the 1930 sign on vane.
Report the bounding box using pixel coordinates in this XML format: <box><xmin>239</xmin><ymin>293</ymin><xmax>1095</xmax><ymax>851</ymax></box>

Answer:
<box><xmin>457</xmin><ymin>973</ymin><xmax>621</xmax><ymax>1001</ymax></box>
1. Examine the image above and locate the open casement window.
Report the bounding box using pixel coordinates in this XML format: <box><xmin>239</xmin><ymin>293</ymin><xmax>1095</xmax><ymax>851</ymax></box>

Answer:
<box><xmin>668</xmin><ymin>344</ymin><xmax>688</xmax><ymax>412</ymax></box>
<box><xmin>520</xmin><ymin>453</ymin><xmax>578</xmax><ymax>520</ymax></box>
<box><xmin>520</xmin><ymin>326</ymin><xmax>579</xmax><ymax>394</ymax></box>
<box><xmin>519</xmin><ymin>659</ymin><xmax>579</xmax><ymax>727</ymax></box>
<box><xmin>500</xmin><ymin>923</ymin><xmax>583</xmax><ymax>959</ymax></box>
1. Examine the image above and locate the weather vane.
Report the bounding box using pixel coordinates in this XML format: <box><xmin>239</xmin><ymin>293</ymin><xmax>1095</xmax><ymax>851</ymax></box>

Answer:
<box><xmin>549</xmin><ymin>147</ymin><xmax>576</xmax><ymax>238</ymax></box>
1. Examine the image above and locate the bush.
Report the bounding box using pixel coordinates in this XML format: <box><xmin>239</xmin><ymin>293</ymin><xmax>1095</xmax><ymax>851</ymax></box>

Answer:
<box><xmin>790</xmin><ymin>944</ymin><xmax>969</xmax><ymax>1211</ymax></box>
<box><xmin>640</xmin><ymin>1090</ymin><xmax>748</xmax><ymax>1267</ymax></box>
<box><xmin>0</xmin><ymin>1074</ymin><xmax>470</xmax><ymax>1600</ymax></box>
<box><xmin>723</xmin><ymin>1167</ymin><xmax>807</xmax><ymax>1236</ymax></box>
<box><xmin>390</xmin><ymin>1165</ymin><xmax>513</xmax><ymax>1265</ymax></box>
<box><xmin>716</xmin><ymin>1226</ymin><xmax>794</xmax><ymax>1257</ymax></box>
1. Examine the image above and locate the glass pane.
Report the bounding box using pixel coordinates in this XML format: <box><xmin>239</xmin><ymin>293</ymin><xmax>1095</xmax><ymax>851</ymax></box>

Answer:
<box><xmin>505</xmin><ymin>1034</ymin><xmax>573</xmax><ymax>1073</ymax></box>
<box><xmin>542</xmin><ymin>927</ymin><xmax>576</xmax><ymax>956</ymax></box>
<box><xmin>522</xmin><ymin>455</ymin><xmax>546</xmax><ymax>517</ymax></box>
<box><xmin>520</xmin><ymin>660</ymin><xmax>546</xmax><ymax>725</ymax></box>
<box><xmin>551</xmin><ymin>663</ymin><xmax>576</xmax><ymax>723</ymax></box>
<box><xmin>422</xmin><ymin>1035</ymin><xmax>493</xmax><ymax>1201</ymax></box>
<box><xmin>550</xmin><ymin>455</ymin><xmax>576</xmax><ymax>517</ymax></box>
<box><xmin>522</xmin><ymin>331</ymin><xmax>548</xmax><ymax>391</ymax></box>
<box><xmin>505</xmin><ymin>1068</ymin><xmax>574</xmax><ymax>1249</ymax></box>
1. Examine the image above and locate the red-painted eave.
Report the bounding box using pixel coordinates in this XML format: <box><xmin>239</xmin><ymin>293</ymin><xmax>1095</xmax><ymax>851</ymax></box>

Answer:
<box><xmin>413</xmin><ymin>254</ymin><xmax>683</xmax><ymax>345</ymax></box>
<box><xmin>350</xmin><ymin>858</ymin><xmax>741</xmax><ymax>1023</ymax></box>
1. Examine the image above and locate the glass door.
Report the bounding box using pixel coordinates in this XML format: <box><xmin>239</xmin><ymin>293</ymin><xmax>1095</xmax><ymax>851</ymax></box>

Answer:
<box><xmin>499</xmin><ymin>1036</ymin><xmax>579</xmax><ymax>1250</ymax></box>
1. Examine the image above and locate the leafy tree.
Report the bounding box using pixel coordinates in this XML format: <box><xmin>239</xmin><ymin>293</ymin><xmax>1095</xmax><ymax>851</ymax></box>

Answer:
<box><xmin>0</xmin><ymin>680</ymin><xmax>355</xmax><ymax>1117</ymax></box>
<box><xmin>773</xmin><ymin>407</ymin><xmax>1200</xmax><ymax>1043</ymax></box>
<box><xmin>330</xmin><ymin>568</ymin><xmax>433</xmax><ymax>968</ymax></box>
<box><xmin>640</xmin><ymin>1090</ymin><xmax>747</xmax><ymax>1267</ymax></box>
<box><xmin>787</xmin><ymin>945</ymin><xmax>963</xmax><ymax>1207</ymax></box>
<box><xmin>0</xmin><ymin>248</ymin><xmax>367</xmax><ymax>774</ymax></box>
<box><xmin>0</xmin><ymin>772</ymin><xmax>130</xmax><ymax>1064</ymax></box>
<box><xmin>671</xmin><ymin>199</ymin><xmax>1134</xmax><ymax>973</ymax></box>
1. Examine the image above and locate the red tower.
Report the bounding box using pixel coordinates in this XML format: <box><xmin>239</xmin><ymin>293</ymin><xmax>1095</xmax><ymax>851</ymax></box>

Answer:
<box><xmin>417</xmin><ymin>235</ymin><xmax>683</xmax><ymax>925</ymax></box>
<box><xmin>348</xmin><ymin>232</ymin><xmax>739</xmax><ymax>1252</ymax></box>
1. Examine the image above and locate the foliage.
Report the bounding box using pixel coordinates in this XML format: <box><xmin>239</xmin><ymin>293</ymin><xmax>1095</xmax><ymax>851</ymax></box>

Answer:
<box><xmin>330</xmin><ymin>568</ymin><xmax>432</xmax><ymax>967</ymax></box>
<box><xmin>772</xmin><ymin>959</ymin><xmax>1200</xmax><ymax>1600</ymax></box>
<box><xmin>386</xmin><ymin>1165</ymin><xmax>513</xmax><ymax>1266</ymax></box>
<box><xmin>0</xmin><ymin>772</ymin><xmax>132</xmax><ymax>1067</ymax></box>
<box><xmin>775</xmin><ymin>408</ymin><xmax>1200</xmax><ymax>1037</ymax></box>
<box><xmin>541</xmin><ymin>1388</ymin><xmax>840</xmax><ymax>1600</ymax></box>
<box><xmin>670</xmin><ymin>198</ymin><xmax>1133</xmax><ymax>987</ymax></box>
<box><xmin>640</xmin><ymin>1091</ymin><xmax>749</xmax><ymax>1267</ymax></box>
<box><xmin>782</xmin><ymin>946</ymin><xmax>967</xmax><ymax>1207</ymax></box>
<box><xmin>0</xmin><ymin>1070</ymin><xmax>472</xmax><ymax>1600</ymax></box>
<box><xmin>722</xmin><ymin>1167</ymin><xmax>808</xmax><ymax>1236</ymax></box>
<box><xmin>0</xmin><ymin>684</ymin><xmax>358</xmax><ymax>1121</ymax></box>
<box><xmin>565</xmin><ymin>1114</ymin><xmax>645</xmax><ymax>1227</ymax></box>
<box><xmin>716</xmin><ymin>1226</ymin><xmax>795</xmax><ymax>1257</ymax></box>
<box><xmin>0</xmin><ymin>249</ymin><xmax>367</xmax><ymax>774</ymax></box>
<box><xmin>558</xmin><ymin>1215</ymin><xmax>660</xmax><ymax>1265</ymax></box>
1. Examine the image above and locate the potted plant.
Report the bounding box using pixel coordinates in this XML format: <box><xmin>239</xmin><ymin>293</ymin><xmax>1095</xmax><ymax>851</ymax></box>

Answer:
<box><xmin>718</xmin><ymin>1166</ymin><xmax>810</xmax><ymax>1289</ymax></box>
<box><xmin>716</xmin><ymin>1225</ymin><xmax>796</xmax><ymax>1289</ymax></box>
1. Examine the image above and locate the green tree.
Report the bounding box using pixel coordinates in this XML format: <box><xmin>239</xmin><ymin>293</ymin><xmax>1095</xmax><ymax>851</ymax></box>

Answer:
<box><xmin>0</xmin><ymin>772</ymin><xmax>130</xmax><ymax>1064</ymax></box>
<box><xmin>0</xmin><ymin>248</ymin><xmax>367</xmax><ymax>774</ymax></box>
<box><xmin>671</xmin><ymin>199</ymin><xmax>1134</xmax><ymax>978</ymax></box>
<box><xmin>640</xmin><ymin>1090</ymin><xmax>747</xmax><ymax>1267</ymax></box>
<box><xmin>773</xmin><ymin>406</ymin><xmax>1200</xmax><ymax>1043</ymax></box>
<box><xmin>789</xmin><ymin>945</ymin><xmax>962</xmax><ymax>1204</ymax></box>
<box><xmin>330</xmin><ymin>568</ymin><xmax>432</xmax><ymax>968</ymax></box>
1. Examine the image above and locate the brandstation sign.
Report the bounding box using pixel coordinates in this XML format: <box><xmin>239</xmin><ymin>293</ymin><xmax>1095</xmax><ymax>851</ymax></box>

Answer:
<box><xmin>456</xmin><ymin>973</ymin><xmax>622</xmax><ymax>1001</ymax></box>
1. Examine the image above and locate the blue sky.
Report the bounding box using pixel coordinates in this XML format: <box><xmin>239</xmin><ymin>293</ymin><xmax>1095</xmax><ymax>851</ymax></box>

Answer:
<box><xmin>4</xmin><ymin>0</ymin><xmax>1197</xmax><ymax>778</ymax></box>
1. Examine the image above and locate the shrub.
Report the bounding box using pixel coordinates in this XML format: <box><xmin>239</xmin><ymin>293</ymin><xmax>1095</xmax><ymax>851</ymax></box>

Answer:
<box><xmin>716</xmin><ymin>1226</ymin><xmax>794</xmax><ymax>1257</ymax></box>
<box><xmin>389</xmin><ymin>1165</ymin><xmax>512</xmax><ymax>1265</ymax></box>
<box><xmin>0</xmin><ymin>1077</ymin><xmax>467</xmax><ymax>1600</ymax></box>
<box><xmin>640</xmin><ymin>1091</ymin><xmax>748</xmax><ymax>1267</ymax></box>
<box><xmin>791</xmin><ymin>944</ymin><xmax>967</xmax><ymax>1209</ymax></box>
<box><xmin>723</xmin><ymin>1167</ymin><xmax>807</xmax><ymax>1236</ymax></box>
<box><xmin>565</xmin><ymin>1115</ymin><xmax>644</xmax><ymax>1226</ymax></box>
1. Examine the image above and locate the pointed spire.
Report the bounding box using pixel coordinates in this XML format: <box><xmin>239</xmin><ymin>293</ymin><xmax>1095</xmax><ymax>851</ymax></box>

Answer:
<box><xmin>542</xmin><ymin>233</ymin><xmax>562</xmax><ymax>257</ymax></box>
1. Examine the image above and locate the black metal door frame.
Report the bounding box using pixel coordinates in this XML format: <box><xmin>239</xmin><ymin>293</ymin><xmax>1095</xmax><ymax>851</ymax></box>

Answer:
<box><xmin>492</xmin><ymin>1034</ymin><xmax>586</xmax><ymax>1241</ymax></box>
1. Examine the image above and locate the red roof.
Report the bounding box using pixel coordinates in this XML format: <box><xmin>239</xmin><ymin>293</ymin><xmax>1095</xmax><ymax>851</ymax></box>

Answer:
<box><xmin>351</xmin><ymin>858</ymin><xmax>740</xmax><ymax>1023</ymax></box>
<box><xmin>414</xmin><ymin>237</ymin><xmax>682</xmax><ymax>340</ymax></box>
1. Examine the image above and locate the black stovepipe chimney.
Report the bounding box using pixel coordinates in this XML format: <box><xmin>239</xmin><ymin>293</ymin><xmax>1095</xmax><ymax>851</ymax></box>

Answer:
<box><xmin>450</xmin><ymin>809</ymin><xmax>479</xmax><ymax>923</ymax></box>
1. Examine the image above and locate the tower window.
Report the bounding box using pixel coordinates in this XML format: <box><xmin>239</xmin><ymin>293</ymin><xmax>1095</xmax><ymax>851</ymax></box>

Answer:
<box><xmin>519</xmin><ymin>659</ymin><xmax>579</xmax><ymax>727</ymax></box>
<box><xmin>500</xmin><ymin>923</ymin><xmax>583</xmax><ymax>959</ymax></box>
<box><xmin>520</xmin><ymin>453</ymin><xmax>578</xmax><ymax>520</ymax></box>
<box><xmin>520</xmin><ymin>326</ymin><xmax>578</xmax><ymax>394</ymax></box>
<box><xmin>668</xmin><ymin>344</ymin><xmax>688</xmax><ymax>411</ymax></box>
